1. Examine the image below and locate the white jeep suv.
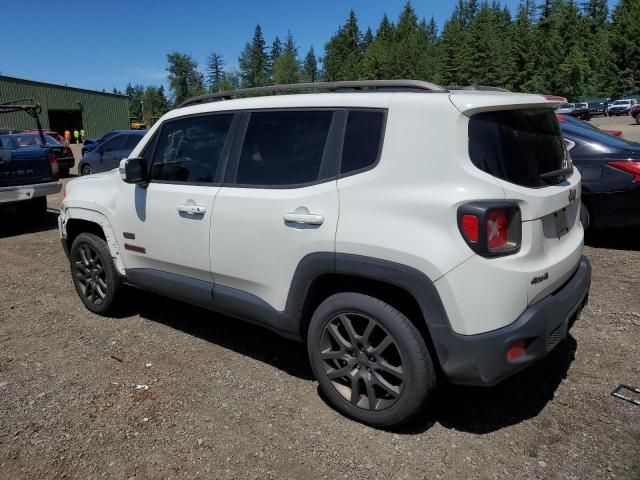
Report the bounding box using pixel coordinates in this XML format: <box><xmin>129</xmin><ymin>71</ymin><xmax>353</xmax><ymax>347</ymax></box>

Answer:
<box><xmin>59</xmin><ymin>80</ymin><xmax>591</xmax><ymax>427</ymax></box>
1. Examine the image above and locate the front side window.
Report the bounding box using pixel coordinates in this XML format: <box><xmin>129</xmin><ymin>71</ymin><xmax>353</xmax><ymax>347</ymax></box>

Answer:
<box><xmin>236</xmin><ymin>110</ymin><xmax>333</xmax><ymax>186</ymax></box>
<box><xmin>125</xmin><ymin>134</ymin><xmax>143</xmax><ymax>150</ymax></box>
<box><xmin>149</xmin><ymin>114</ymin><xmax>233</xmax><ymax>183</ymax></box>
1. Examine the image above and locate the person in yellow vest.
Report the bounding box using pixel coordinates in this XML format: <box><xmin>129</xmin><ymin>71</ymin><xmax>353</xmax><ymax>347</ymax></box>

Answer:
<box><xmin>80</xmin><ymin>129</ymin><xmax>85</xmax><ymax>143</ymax></box>
<box><xmin>73</xmin><ymin>129</ymin><xmax>79</xmax><ymax>144</ymax></box>
<box><xmin>64</xmin><ymin>129</ymin><xmax>71</xmax><ymax>145</ymax></box>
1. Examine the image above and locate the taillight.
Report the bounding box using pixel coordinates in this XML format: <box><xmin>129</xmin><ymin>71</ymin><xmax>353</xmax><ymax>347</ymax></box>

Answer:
<box><xmin>487</xmin><ymin>209</ymin><xmax>509</xmax><ymax>249</ymax></box>
<box><xmin>461</xmin><ymin>215</ymin><xmax>479</xmax><ymax>243</ymax></box>
<box><xmin>608</xmin><ymin>160</ymin><xmax>640</xmax><ymax>182</ymax></box>
<box><xmin>48</xmin><ymin>152</ymin><xmax>59</xmax><ymax>178</ymax></box>
<box><xmin>458</xmin><ymin>202</ymin><xmax>522</xmax><ymax>257</ymax></box>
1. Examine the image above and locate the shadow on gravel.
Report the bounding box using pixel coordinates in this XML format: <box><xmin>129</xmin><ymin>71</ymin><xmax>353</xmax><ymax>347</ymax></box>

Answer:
<box><xmin>0</xmin><ymin>210</ymin><xmax>59</xmax><ymax>239</ymax></box>
<box><xmin>115</xmin><ymin>289</ymin><xmax>314</xmax><ymax>380</ymax></box>
<box><xmin>115</xmin><ymin>288</ymin><xmax>577</xmax><ymax>435</ymax></box>
<box><xmin>413</xmin><ymin>336</ymin><xmax>577</xmax><ymax>435</ymax></box>
<box><xmin>585</xmin><ymin>226</ymin><xmax>640</xmax><ymax>252</ymax></box>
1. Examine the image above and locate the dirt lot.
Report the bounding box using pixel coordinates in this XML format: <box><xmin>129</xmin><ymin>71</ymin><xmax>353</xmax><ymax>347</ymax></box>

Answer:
<box><xmin>1</xmin><ymin>132</ymin><xmax>639</xmax><ymax>479</ymax></box>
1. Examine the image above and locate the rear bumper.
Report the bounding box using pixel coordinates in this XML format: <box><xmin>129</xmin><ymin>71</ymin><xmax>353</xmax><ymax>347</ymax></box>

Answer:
<box><xmin>0</xmin><ymin>181</ymin><xmax>61</xmax><ymax>204</ymax></box>
<box><xmin>436</xmin><ymin>256</ymin><xmax>591</xmax><ymax>386</ymax></box>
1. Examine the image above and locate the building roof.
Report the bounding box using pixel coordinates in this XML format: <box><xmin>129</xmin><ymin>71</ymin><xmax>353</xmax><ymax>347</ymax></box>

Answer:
<box><xmin>0</xmin><ymin>75</ymin><xmax>127</xmax><ymax>98</ymax></box>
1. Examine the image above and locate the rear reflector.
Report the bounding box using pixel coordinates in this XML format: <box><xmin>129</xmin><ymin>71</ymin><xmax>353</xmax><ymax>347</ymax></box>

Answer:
<box><xmin>608</xmin><ymin>160</ymin><xmax>640</xmax><ymax>182</ymax></box>
<box><xmin>461</xmin><ymin>214</ymin><xmax>479</xmax><ymax>243</ymax></box>
<box><xmin>506</xmin><ymin>340</ymin><xmax>526</xmax><ymax>362</ymax></box>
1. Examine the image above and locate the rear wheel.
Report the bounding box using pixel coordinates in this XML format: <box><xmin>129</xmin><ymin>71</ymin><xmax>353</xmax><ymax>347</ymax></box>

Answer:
<box><xmin>307</xmin><ymin>292</ymin><xmax>435</xmax><ymax>427</ymax></box>
<box><xmin>81</xmin><ymin>164</ymin><xmax>93</xmax><ymax>176</ymax></box>
<box><xmin>70</xmin><ymin>232</ymin><xmax>122</xmax><ymax>315</ymax></box>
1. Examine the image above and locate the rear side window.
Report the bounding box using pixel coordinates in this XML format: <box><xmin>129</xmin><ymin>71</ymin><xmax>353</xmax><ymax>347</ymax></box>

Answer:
<box><xmin>340</xmin><ymin>110</ymin><xmax>385</xmax><ymax>175</ymax></box>
<box><xmin>102</xmin><ymin>135</ymin><xmax>127</xmax><ymax>153</ymax></box>
<box><xmin>236</xmin><ymin>110</ymin><xmax>333</xmax><ymax>186</ymax></box>
<box><xmin>469</xmin><ymin>109</ymin><xmax>567</xmax><ymax>188</ymax></box>
<box><xmin>150</xmin><ymin>114</ymin><xmax>233</xmax><ymax>183</ymax></box>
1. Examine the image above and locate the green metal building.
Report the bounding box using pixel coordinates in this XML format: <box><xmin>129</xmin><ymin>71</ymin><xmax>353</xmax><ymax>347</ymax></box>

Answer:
<box><xmin>0</xmin><ymin>75</ymin><xmax>129</xmax><ymax>138</ymax></box>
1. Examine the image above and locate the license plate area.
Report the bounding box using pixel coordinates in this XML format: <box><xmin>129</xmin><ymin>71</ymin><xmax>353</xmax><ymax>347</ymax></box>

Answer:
<box><xmin>553</xmin><ymin>207</ymin><xmax>569</xmax><ymax>238</ymax></box>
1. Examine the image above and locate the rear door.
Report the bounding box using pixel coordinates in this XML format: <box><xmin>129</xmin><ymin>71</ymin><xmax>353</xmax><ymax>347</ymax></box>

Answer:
<box><xmin>464</xmin><ymin>104</ymin><xmax>584</xmax><ymax>305</ymax></box>
<box><xmin>210</xmin><ymin>109</ymin><xmax>341</xmax><ymax>312</ymax></box>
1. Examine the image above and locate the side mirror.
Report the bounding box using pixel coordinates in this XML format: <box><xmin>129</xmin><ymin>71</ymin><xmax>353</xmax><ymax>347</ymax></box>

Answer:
<box><xmin>120</xmin><ymin>157</ymin><xmax>148</xmax><ymax>185</ymax></box>
<box><xmin>0</xmin><ymin>150</ymin><xmax>12</xmax><ymax>163</ymax></box>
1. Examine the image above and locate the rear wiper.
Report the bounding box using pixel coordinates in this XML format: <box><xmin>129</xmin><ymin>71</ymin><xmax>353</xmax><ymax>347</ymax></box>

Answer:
<box><xmin>539</xmin><ymin>167</ymin><xmax>574</xmax><ymax>179</ymax></box>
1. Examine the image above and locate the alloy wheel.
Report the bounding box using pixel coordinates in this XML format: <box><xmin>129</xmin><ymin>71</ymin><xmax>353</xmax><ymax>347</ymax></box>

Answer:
<box><xmin>73</xmin><ymin>244</ymin><xmax>107</xmax><ymax>305</ymax></box>
<box><xmin>319</xmin><ymin>312</ymin><xmax>405</xmax><ymax>411</ymax></box>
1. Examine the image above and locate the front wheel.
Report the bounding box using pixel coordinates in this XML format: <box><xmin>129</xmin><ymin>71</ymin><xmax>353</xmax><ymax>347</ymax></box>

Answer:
<box><xmin>70</xmin><ymin>233</ymin><xmax>122</xmax><ymax>314</ymax></box>
<box><xmin>81</xmin><ymin>164</ymin><xmax>93</xmax><ymax>176</ymax></box>
<box><xmin>307</xmin><ymin>292</ymin><xmax>435</xmax><ymax>427</ymax></box>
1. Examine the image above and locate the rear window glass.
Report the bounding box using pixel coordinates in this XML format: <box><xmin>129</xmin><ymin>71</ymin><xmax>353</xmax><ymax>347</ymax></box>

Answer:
<box><xmin>340</xmin><ymin>110</ymin><xmax>385</xmax><ymax>175</ymax></box>
<box><xmin>469</xmin><ymin>109</ymin><xmax>567</xmax><ymax>188</ymax></box>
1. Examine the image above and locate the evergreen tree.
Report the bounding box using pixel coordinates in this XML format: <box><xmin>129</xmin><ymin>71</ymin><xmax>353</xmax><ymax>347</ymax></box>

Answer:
<box><xmin>362</xmin><ymin>27</ymin><xmax>374</xmax><ymax>52</ymax></box>
<box><xmin>239</xmin><ymin>25</ymin><xmax>269</xmax><ymax>87</ymax></box>
<box><xmin>302</xmin><ymin>46</ymin><xmax>319</xmax><ymax>83</ymax></box>
<box><xmin>268</xmin><ymin>36</ymin><xmax>283</xmax><ymax>80</ymax></box>
<box><xmin>323</xmin><ymin>10</ymin><xmax>363</xmax><ymax>80</ymax></box>
<box><xmin>272</xmin><ymin>31</ymin><xmax>301</xmax><ymax>84</ymax></box>
<box><xmin>361</xmin><ymin>14</ymin><xmax>397</xmax><ymax>79</ymax></box>
<box><xmin>610</xmin><ymin>0</ymin><xmax>640</xmax><ymax>95</ymax></box>
<box><xmin>205</xmin><ymin>52</ymin><xmax>225</xmax><ymax>92</ymax></box>
<box><xmin>166</xmin><ymin>52</ymin><xmax>205</xmax><ymax>106</ymax></box>
<box><xmin>439</xmin><ymin>4</ymin><xmax>472</xmax><ymax>85</ymax></box>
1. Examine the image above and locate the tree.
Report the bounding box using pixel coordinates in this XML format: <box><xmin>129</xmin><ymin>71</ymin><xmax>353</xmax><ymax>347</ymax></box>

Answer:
<box><xmin>239</xmin><ymin>25</ymin><xmax>269</xmax><ymax>87</ymax></box>
<box><xmin>272</xmin><ymin>31</ymin><xmax>300</xmax><ymax>84</ymax></box>
<box><xmin>323</xmin><ymin>10</ymin><xmax>363</xmax><ymax>80</ymax></box>
<box><xmin>166</xmin><ymin>52</ymin><xmax>205</xmax><ymax>106</ymax></box>
<box><xmin>206</xmin><ymin>52</ymin><xmax>225</xmax><ymax>92</ymax></box>
<box><xmin>268</xmin><ymin>36</ymin><xmax>283</xmax><ymax>80</ymax></box>
<box><xmin>302</xmin><ymin>46</ymin><xmax>319</xmax><ymax>83</ymax></box>
<box><xmin>610</xmin><ymin>0</ymin><xmax>640</xmax><ymax>95</ymax></box>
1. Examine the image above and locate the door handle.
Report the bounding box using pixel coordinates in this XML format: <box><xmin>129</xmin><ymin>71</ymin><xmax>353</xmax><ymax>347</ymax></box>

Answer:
<box><xmin>177</xmin><ymin>204</ymin><xmax>206</xmax><ymax>215</ymax></box>
<box><xmin>284</xmin><ymin>212</ymin><xmax>324</xmax><ymax>225</ymax></box>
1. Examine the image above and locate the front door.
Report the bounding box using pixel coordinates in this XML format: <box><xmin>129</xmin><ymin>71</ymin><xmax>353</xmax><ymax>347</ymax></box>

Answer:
<box><xmin>115</xmin><ymin>113</ymin><xmax>236</xmax><ymax>286</ymax></box>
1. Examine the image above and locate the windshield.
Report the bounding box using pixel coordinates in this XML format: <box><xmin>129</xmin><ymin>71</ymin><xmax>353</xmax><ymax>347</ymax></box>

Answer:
<box><xmin>561</xmin><ymin>123</ymin><xmax>640</xmax><ymax>150</ymax></box>
<box><xmin>469</xmin><ymin>108</ymin><xmax>568</xmax><ymax>188</ymax></box>
<box><xmin>612</xmin><ymin>100</ymin><xmax>630</xmax><ymax>106</ymax></box>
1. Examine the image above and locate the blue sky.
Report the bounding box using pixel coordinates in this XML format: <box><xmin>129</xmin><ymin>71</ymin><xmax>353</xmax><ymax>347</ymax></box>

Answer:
<box><xmin>0</xmin><ymin>0</ymin><xmax>607</xmax><ymax>93</ymax></box>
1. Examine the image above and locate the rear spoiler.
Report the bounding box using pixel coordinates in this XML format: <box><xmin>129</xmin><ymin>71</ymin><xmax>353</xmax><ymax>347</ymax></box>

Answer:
<box><xmin>0</xmin><ymin>99</ymin><xmax>47</xmax><ymax>146</ymax></box>
<box><xmin>449</xmin><ymin>92</ymin><xmax>568</xmax><ymax>116</ymax></box>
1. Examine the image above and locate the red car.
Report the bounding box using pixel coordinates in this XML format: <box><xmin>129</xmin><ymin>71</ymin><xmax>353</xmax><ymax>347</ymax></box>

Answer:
<box><xmin>631</xmin><ymin>104</ymin><xmax>640</xmax><ymax>125</ymax></box>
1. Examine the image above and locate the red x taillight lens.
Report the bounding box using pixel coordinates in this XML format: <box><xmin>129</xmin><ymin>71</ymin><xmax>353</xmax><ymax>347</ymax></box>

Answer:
<box><xmin>458</xmin><ymin>203</ymin><xmax>521</xmax><ymax>257</ymax></box>
<box><xmin>48</xmin><ymin>152</ymin><xmax>59</xmax><ymax>178</ymax></box>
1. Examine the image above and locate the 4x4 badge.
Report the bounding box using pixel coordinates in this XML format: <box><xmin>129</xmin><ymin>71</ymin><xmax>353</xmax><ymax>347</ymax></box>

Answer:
<box><xmin>531</xmin><ymin>272</ymin><xmax>549</xmax><ymax>285</ymax></box>
<box><xmin>568</xmin><ymin>188</ymin><xmax>577</xmax><ymax>203</ymax></box>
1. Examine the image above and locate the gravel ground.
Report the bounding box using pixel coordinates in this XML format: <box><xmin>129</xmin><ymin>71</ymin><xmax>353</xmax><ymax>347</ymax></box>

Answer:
<box><xmin>0</xmin><ymin>128</ymin><xmax>639</xmax><ymax>479</ymax></box>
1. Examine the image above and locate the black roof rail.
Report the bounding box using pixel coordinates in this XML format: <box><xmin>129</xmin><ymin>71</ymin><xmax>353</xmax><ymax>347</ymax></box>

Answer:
<box><xmin>178</xmin><ymin>80</ymin><xmax>449</xmax><ymax>108</ymax></box>
<box><xmin>445</xmin><ymin>85</ymin><xmax>510</xmax><ymax>92</ymax></box>
<box><xmin>0</xmin><ymin>99</ymin><xmax>46</xmax><ymax>144</ymax></box>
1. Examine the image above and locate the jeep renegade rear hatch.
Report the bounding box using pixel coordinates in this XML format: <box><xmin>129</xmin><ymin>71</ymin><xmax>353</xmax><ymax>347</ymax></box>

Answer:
<box><xmin>468</xmin><ymin>109</ymin><xmax>568</xmax><ymax>188</ymax></box>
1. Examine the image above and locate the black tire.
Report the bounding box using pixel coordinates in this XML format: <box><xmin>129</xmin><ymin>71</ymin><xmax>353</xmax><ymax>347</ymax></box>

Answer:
<box><xmin>307</xmin><ymin>292</ymin><xmax>435</xmax><ymax>427</ymax></box>
<box><xmin>69</xmin><ymin>232</ymin><xmax>122</xmax><ymax>315</ymax></box>
<box><xmin>80</xmin><ymin>164</ymin><xmax>93</xmax><ymax>176</ymax></box>
<box><xmin>580</xmin><ymin>202</ymin><xmax>591</xmax><ymax>230</ymax></box>
<box><xmin>19</xmin><ymin>196</ymin><xmax>47</xmax><ymax>217</ymax></box>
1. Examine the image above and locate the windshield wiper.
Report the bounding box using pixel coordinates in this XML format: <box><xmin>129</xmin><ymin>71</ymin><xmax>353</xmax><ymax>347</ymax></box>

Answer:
<box><xmin>539</xmin><ymin>166</ymin><xmax>574</xmax><ymax>179</ymax></box>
